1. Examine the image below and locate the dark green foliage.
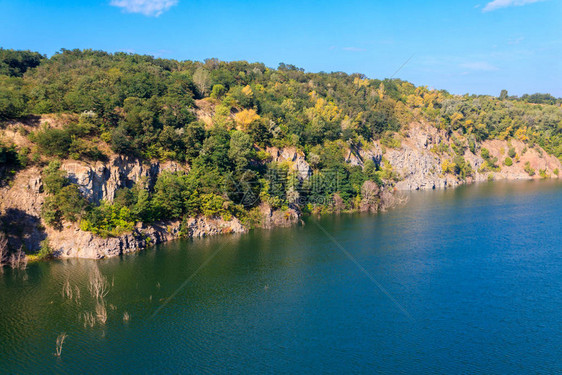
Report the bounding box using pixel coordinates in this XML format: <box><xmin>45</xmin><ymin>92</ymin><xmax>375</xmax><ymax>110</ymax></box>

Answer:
<box><xmin>41</xmin><ymin>161</ymin><xmax>88</xmax><ymax>228</ymax></box>
<box><xmin>30</xmin><ymin>121</ymin><xmax>106</xmax><ymax>161</ymax></box>
<box><xmin>508</xmin><ymin>147</ymin><xmax>516</xmax><ymax>158</ymax></box>
<box><xmin>81</xmin><ymin>202</ymin><xmax>134</xmax><ymax>237</ymax></box>
<box><xmin>42</xmin><ymin>185</ymin><xmax>87</xmax><ymax>228</ymax></box>
<box><xmin>152</xmin><ymin>172</ymin><xmax>190</xmax><ymax>219</ymax></box>
<box><xmin>42</xmin><ymin>161</ymin><xmax>68</xmax><ymax>194</ymax></box>
<box><xmin>524</xmin><ymin>161</ymin><xmax>535</xmax><ymax>176</ymax></box>
<box><xmin>0</xmin><ymin>49</ymin><xmax>44</xmax><ymax>77</ymax></box>
<box><xmin>0</xmin><ymin>76</ymin><xmax>27</xmax><ymax>119</ymax></box>
<box><xmin>0</xmin><ymin>142</ymin><xmax>22</xmax><ymax>183</ymax></box>
<box><xmin>229</xmin><ymin>130</ymin><xmax>254</xmax><ymax>171</ymax></box>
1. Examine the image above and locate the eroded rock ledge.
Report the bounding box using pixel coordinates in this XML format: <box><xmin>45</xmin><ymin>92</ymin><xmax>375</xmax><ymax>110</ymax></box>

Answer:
<box><xmin>48</xmin><ymin>217</ymin><xmax>247</xmax><ymax>259</ymax></box>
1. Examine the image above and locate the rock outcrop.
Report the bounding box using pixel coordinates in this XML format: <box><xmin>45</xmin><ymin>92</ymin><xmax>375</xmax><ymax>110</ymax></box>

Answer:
<box><xmin>62</xmin><ymin>156</ymin><xmax>187</xmax><ymax>203</ymax></box>
<box><xmin>258</xmin><ymin>203</ymin><xmax>301</xmax><ymax>229</ymax></box>
<box><xmin>379</xmin><ymin>122</ymin><xmax>561</xmax><ymax>190</ymax></box>
<box><xmin>47</xmin><ymin>217</ymin><xmax>246</xmax><ymax>259</ymax></box>
<box><xmin>266</xmin><ymin>146</ymin><xmax>311</xmax><ymax>180</ymax></box>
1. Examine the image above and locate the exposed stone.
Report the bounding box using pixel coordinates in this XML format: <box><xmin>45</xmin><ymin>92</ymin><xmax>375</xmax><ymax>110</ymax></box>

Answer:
<box><xmin>259</xmin><ymin>203</ymin><xmax>300</xmax><ymax>229</ymax></box>
<box><xmin>47</xmin><ymin>217</ymin><xmax>246</xmax><ymax>259</ymax></box>
<box><xmin>266</xmin><ymin>146</ymin><xmax>311</xmax><ymax>180</ymax></box>
<box><xmin>62</xmin><ymin>156</ymin><xmax>187</xmax><ymax>203</ymax></box>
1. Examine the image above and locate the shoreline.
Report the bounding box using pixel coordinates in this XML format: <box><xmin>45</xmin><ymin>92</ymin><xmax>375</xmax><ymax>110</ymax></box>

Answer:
<box><xmin>27</xmin><ymin>175</ymin><xmax>561</xmax><ymax>262</ymax></box>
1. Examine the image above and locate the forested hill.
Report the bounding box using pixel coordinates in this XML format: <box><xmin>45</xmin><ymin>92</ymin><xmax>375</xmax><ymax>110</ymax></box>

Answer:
<box><xmin>0</xmin><ymin>48</ymin><xmax>561</xmax><ymax>258</ymax></box>
<box><xmin>1</xmin><ymin>48</ymin><xmax>561</xmax><ymax>161</ymax></box>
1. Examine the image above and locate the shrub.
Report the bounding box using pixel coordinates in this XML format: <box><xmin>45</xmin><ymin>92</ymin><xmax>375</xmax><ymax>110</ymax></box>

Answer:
<box><xmin>81</xmin><ymin>202</ymin><xmax>135</xmax><ymax>237</ymax></box>
<box><xmin>31</xmin><ymin>127</ymin><xmax>72</xmax><ymax>157</ymax></box>
<box><xmin>42</xmin><ymin>161</ymin><xmax>69</xmax><ymax>193</ymax></box>
<box><xmin>508</xmin><ymin>147</ymin><xmax>516</xmax><ymax>158</ymax></box>
<box><xmin>200</xmin><ymin>193</ymin><xmax>226</xmax><ymax>217</ymax></box>
<box><xmin>0</xmin><ymin>142</ymin><xmax>22</xmax><ymax>183</ymax></box>
<box><xmin>504</xmin><ymin>157</ymin><xmax>513</xmax><ymax>166</ymax></box>
<box><xmin>41</xmin><ymin>162</ymin><xmax>88</xmax><ymax>228</ymax></box>
<box><xmin>380</xmin><ymin>132</ymin><xmax>401</xmax><ymax>149</ymax></box>
<box><xmin>524</xmin><ymin>161</ymin><xmax>535</xmax><ymax>176</ymax></box>
<box><xmin>38</xmin><ymin>239</ymin><xmax>53</xmax><ymax>259</ymax></box>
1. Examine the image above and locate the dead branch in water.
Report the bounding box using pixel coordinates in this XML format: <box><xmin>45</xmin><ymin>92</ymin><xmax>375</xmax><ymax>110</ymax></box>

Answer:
<box><xmin>62</xmin><ymin>280</ymin><xmax>73</xmax><ymax>300</ymax></box>
<box><xmin>95</xmin><ymin>302</ymin><xmax>107</xmax><ymax>325</ymax></box>
<box><xmin>8</xmin><ymin>248</ymin><xmax>27</xmax><ymax>269</ymax></box>
<box><xmin>54</xmin><ymin>333</ymin><xmax>67</xmax><ymax>357</ymax></box>
<box><xmin>123</xmin><ymin>311</ymin><xmax>130</xmax><ymax>322</ymax></box>
<box><xmin>88</xmin><ymin>267</ymin><xmax>109</xmax><ymax>300</ymax></box>
<box><xmin>74</xmin><ymin>286</ymin><xmax>81</xmax><ymax>304</ymax></box>
<box><xmin>81</xmin><ymin>312</ymin><xmax>95</xmax><ymax>328</ymax></box>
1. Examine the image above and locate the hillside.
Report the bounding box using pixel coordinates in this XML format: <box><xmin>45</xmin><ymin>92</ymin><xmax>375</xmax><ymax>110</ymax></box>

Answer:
<box><xmin>0</xmin><ymin>49</ymin><xmax>561</xmax><ymax>260</ymax></box>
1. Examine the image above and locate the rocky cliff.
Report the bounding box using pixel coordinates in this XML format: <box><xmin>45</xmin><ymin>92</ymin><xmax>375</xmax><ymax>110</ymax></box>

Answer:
<box><xmin>61</xmin><ymin>156</ymin><xmax>187</xmax><ymax>203</ymax></box>
<box><xmin>0</xmin><ymin>120</ymin><xmax>560</xmax><ymax>260</ymax></box>
<box><xmin>0</xmin><ymin>157</ymin><xmax>245</xmax><ymax>259</ymax></box>
<box><xmin>364</xmin><ymin>122</ymin><xmax>561</xmax><ymax>190</ymax></box>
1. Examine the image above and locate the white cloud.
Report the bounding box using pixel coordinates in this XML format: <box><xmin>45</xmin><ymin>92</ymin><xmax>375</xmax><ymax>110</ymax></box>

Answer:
<box><xmin>110</xmin><ymin>0</ymin><xmax>178</xmax><ymax>17</ymax></box>
<box><xmin>482</xmin><ymin>0</ymin><xmax>544</xmax><ymax>12</ymax></box>
<box><xmin>460</xmin><ymin>61</ymin><xmax>499</xmax><ymax>71</ymax></box>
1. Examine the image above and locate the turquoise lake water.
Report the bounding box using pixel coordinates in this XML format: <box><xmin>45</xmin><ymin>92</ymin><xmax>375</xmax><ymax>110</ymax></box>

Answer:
<box><xmin>0</xmin><ymin>180</ymin><xmax>561</xmax><ymax>374</ymax></box>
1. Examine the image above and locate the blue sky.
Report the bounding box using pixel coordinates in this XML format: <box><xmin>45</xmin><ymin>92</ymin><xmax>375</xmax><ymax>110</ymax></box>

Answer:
<box><xmin>1</xmin><ymin>0</ymin><xmax>560</xmax><ymax>96</ymax></box>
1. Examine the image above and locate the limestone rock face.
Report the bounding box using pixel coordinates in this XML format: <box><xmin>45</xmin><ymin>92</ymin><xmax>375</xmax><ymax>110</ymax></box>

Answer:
<box><xmin>345</xmin><ymin>143</ymin><xmax>383</xmax><ymax>167</ymax></box>
<box><xmin>386</xmin><ymin>145</ymin><xmax>454</xmax><ymax>190</ymax></box>
<box><xmin>48</xmin><ymin>217</ymin><xmax>247</xmax><ymax>259</ymax></box>
<box><xmin>266</xmin><ymin>146</ymin><xmax>311</xmax><ymax>180</ymax></box>
<box><xmin>61</xmin><ymin>156</ymin><xmax>186</xmax><ymax>203</ymax></box>
<box><xmin>259</xmin><ymin>203</ymin><xmax>300</xmax><ymax>229</ymax></box>
<box><xmin>180</xmin><ymin>216</ymin><xmax>247</xmax><ymax>239</ymax></box>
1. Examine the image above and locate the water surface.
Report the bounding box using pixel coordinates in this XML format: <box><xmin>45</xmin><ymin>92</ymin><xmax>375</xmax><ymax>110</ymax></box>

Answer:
<box><xmin>1</xmin><ymin>180</ymin><xmax>561</xmax><ymax>374</ymax></box>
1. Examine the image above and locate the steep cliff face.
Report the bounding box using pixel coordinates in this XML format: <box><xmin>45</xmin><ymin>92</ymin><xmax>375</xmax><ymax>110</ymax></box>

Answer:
<box><xmin>62</xmin><ymin>156</ymin><xmax>187</xmax><ymax>203</ymax></box>
<box><xmin>266</xmin><ymin>146</ymin><xmax>311</xmax><ymax>180</ymax></box>
<box><xmin>383</xmin><ymin>124</ymin><xmax>465</xmax><ymax>190</ymax></box>
<box><xmin>0</xmin><ymin>158</ymin><xmax>245</xmax><ymax>258</ymax></box>
<box><xmin>0</xmin><ymin>168</ymin><xmax>45</xmax><ymax>253</ymax></box>
<box><xmin>376</xmin><ymin>122</ymin><xmax>561</xmax><ymax>190</ymax></box>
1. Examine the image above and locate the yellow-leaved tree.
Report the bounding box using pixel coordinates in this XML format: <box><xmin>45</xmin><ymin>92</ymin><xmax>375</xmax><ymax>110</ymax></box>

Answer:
<box><xmin>234</xmin><ymin>109</ymin><xmax>261</xmax><ymax>131</ymax></box>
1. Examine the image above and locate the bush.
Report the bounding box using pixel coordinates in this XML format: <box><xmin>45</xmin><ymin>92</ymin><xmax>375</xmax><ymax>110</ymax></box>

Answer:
<box><xmin>38</xmin><ymin>239</ymin><xmax>53</xmax><ymax>259</ymax></box>
<box><xmin>200</xmin><ymin>193</ymin><xmax>226</xmax><ymax>217</ymax></box>
<box><xmin>81</xmin><ymin>202</ymin><xmax>135</xmax><ymax>237</ymax></box>
<box><xmin>508</xmin><ymin>147</ymin><xmax>516</xmax><ymax>158</ymax></box>
<box><xmin>42</xmin><ymin>161</ymin><xmax>68</xmax><ymax>194</ymax></box>
<box><xmin>524</xmin><ymin>161</ymin><xmax>535</xmax><ymax>176</ymax></box>
<box><xmin>380</xmin><ymin>132</ymin><xmax>401</xmax><ymax>149</ymax></box>
<box><xmin>0</xmin><ymin>142</ymin><xmax>22</xmax><ymax>183</ymax></box>
<box><xmin>31</xmin><ymin>127</ymin><xmax>72</xmax><ymax>157</ymax></box>
<box><xmin>504</xmin><ymin>157</ymin><xmax>513</xmax><ymax>166</ymax></box>
<box><xmin>41</xmin><ymin>162</ymin><xmax>88</xmax><ymax>228</ymax></box>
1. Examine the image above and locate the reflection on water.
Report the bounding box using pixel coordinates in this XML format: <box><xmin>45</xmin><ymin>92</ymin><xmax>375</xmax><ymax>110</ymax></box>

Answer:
<box><xmin>0</xmin><ymin>180</ymin><xmax>561</xmax><ymax>374</ymax></box>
